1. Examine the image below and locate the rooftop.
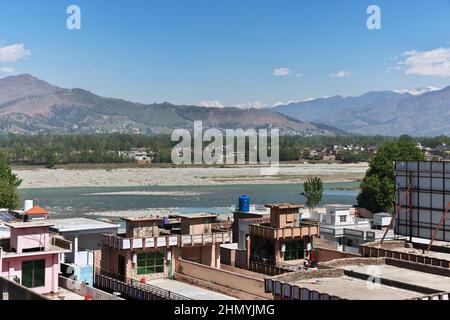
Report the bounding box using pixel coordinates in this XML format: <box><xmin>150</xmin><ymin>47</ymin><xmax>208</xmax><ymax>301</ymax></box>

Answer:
<box><xmin>268</xmin><ymin>257</ymin><xmax>450</xmax><ymax>300</ymax></box>
<box><xmin>146</xmin><ymin>279</ymin><xmax>237</xmax><ymax>300</ymax></box>
<box><xmin>47</xmin><ymin>218</ymin><xmax>120</xmax><ymax>233</ymax></box>
<box><xmin>25</xmin><ymin>205</ymin><xmax>48</xmax><ymax>216</ymax></box>
<box><xmin>174</xmin><ymin>213</ymin><xmax>219</xmax><ymax>219</ymax></box>
<box><xmin>5</xmin><ymin>221</ymin><xmax>54</xmax><ymax>229</ymax></box>
<box><xmin>121</xmin><ymin>216</ymin><xmax>164</xmax><ymax>222</ymax></box>
<box><xmin>340</xmin><ymin>264</ymin><xmax>450</xmax><ymax>293</ymax></box>
<box><xmin>1</xmin><ymin>244</ymin><xmax>71</xmax><ymax>257</ymax></box>
<box><xmin>291</xmin><ymin>276</ymin><xmax>422</xmax><ymax>300</ymax></box>
<box><xmin>362</xmin><ymin>240</ymin><xmax>450</xmax><ymax>261</ymax></box>
<box><xmin>373</xmin><ymin>212</ymin><xmax>391</xmax><ymax>217</ymax></box>
<box><xmin>325</xmin><ymin>204</ymin><xmax>353</xmax><ymax>209</ymax></box>
<box><xmin>265</xmin><ymin>204</ymin><xmax>303</xmax><ymax>210</ymax></box>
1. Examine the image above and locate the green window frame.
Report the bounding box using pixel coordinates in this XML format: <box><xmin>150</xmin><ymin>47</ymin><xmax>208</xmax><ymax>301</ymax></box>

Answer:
<box><xmin>284</xmin><ymin>240</ymin><xmax>305</xmax><ymax>261</ymax></box>
<box><xmin>22</xmin><ymin>260</ymin><xmax>46</xmax><ymax>288</ymax></box>
<box><xmin>137</xmin><ymin>252</ymin><xmax>164</xmax><ymax>275</ymax></box>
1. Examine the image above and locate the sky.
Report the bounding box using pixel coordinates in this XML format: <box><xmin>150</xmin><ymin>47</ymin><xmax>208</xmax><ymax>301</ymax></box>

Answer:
<box><xmin>0</xmin><ymin>0</ymin><xmax>450</xmax><ymax>107</ymax></box>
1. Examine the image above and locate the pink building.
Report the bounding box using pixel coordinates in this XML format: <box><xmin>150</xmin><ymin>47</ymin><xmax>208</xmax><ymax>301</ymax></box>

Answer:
<box><xmin>0</xmin><ymin>221</ymin><xmax>70</xmax><ymax>295</ymax></box>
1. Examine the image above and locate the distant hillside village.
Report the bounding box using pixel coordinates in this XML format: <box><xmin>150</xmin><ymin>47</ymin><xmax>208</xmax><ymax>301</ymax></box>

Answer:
<box><xmin>296</xmin><ymin>142</ymin><xmax>450</xmax><ymax>163</ymax></box>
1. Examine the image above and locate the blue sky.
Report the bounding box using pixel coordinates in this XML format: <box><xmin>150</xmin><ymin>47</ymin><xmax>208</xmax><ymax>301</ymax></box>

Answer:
<box><xmin>0</xmin><ymin>0</ymin><xmax>450</xmax><ymax>107</ymax></box>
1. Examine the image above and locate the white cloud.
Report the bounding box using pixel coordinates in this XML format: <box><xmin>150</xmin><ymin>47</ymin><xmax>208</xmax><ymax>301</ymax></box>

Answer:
<box><xmin>0</xmin><ymin>67</ymin><xmax>14</xmax><ymax>74</ymax></box>
<box><xmin>0</xmin><ymin>43</ymin><xmax>31</xmax><ymax>62</ymax></box>
<box><xmin>234</xmin><ymin>101</ymin><xmax>267</xmax><ymax>109</ymax></box>
<box><xmin>272</xmin><ymin>67</ymin><xmax>291</xmax><ymax>77</ymax></box>
<box><xmin>400</xmin><ymin>47</ymin><xmax>450</xmax><ymax>77</ymax></box>
<box><xmin>198</xmin><ymin>100</ymin><xmax>225</xmax><ymax>108</ymax></box>
<box><xmin>330</xmin><ymin>70</ymin><xmax>352</xmax><ymax>78</ymax></box>
<box><xmin>295</xmin><ymin>73</ymin><xmax>303</xmax><ymax>78</ymax></box>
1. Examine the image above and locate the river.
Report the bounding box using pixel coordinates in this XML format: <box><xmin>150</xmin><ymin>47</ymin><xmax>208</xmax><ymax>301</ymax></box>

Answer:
<box><xmin>18</xmin><ymin>182</ymin><xmax>360</xmax><ymax>220</ymax></box>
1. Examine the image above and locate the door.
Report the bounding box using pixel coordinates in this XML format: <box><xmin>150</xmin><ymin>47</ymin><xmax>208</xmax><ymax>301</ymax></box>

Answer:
<box><xmin>118</xmin><ymin>255</ymin><xmax>126</xmax><ymax>282</ymax></box>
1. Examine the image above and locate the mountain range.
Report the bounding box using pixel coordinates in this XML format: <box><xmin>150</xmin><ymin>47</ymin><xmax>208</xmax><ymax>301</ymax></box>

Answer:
<box><xmin>272</xmin><ymin>86</ymin><xmax>450</xmax><ymax>136</ymax></box>
<box><xmin>0</xmin><ymin>74</ymin><xmax>341</xmax><ymax>136</ymax></box>
<box><xmin>2</xmin><ymin>74</ymin><xmax>449</xmax><ymax>137</ymax></box>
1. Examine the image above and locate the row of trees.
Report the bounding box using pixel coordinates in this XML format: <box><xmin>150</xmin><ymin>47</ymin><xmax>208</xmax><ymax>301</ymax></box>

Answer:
<box><xmin>0</xmin><ymin>134</ymin><xmax>174</xmax><ymax>165</ymax></box>
<box><xmin>0</xmin><ymin>133</ymin><xmax>443</xmax><ymax>165</ymax></box>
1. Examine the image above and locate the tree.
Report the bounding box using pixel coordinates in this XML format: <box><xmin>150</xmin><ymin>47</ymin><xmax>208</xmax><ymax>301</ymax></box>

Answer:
<box><xmin>0</xmin><ymin>153</ymin><xmax>21</xmax><ymax>209</ymax></box>
<box><xmin>301</xmin><ymin>177</ymin><xmax>324</xmax><ymax>213</ymax></box>
<box><xmin>357</xmin><ymin>138</ymin><xmax>424</xmax><ymax>214</ymax></box>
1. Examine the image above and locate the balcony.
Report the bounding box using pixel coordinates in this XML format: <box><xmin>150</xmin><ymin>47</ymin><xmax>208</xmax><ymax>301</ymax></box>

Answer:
<box><xmin>249</xmin><ymin>222</ymin><xmax>319</xmax><ymax>240</ymax></box>
<box><xmin>180</xmin><ymin>230</ymin><xmax>232</xmax><ymax>247</ymax></box>
<box><xmin>101</xmin><ymin>234</ymin><xmax>179</xmax><ymax>250</ymax></box>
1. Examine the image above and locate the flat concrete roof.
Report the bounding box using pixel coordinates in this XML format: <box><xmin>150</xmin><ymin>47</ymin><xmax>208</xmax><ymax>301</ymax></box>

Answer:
<box><xmin>5</xmin><ymin>221</ymin><xmax>54</xmax><ymax>229</ymax></box>
<box><xmin>121</xmin><ymin>216</ymin><xmax>163</xmax><ymax>222</ymax></box>
<box><xmin>390</xmin><ymin>246</ymin><xmax>450</xmax><ymax>261</ymax></box>
<box><xmin>340</xmin><ymin>264</ymin><xmax>450</xmax><ymax>293</ymax></box>
<box><xmin>174</xmin><ymin>213</ymin><xmax>218</xmax><ymax>219</ymax></box>
<box><xmin>265</xmin><ymin>204</ymin><xmax>303</xmax><ymax>209</ymax></box>
<box><xmin>291</xmin><ymin>276</ymin><xmax>423</xmax><ymax>300</ymax></box>
<box><xmin>45</xmin><ymin>287</ymin><xmax>85</xmax><ymax>301</ymax></box>
<box><xmin>320</xmin><ymin>223</ymin><xmax>372</xmax><ymax>231</ymax></box>
<box><xmin>325</xmin><ymin>204</ymin><xmax>353</xmax><ymax>208</ymax></box>
<box><xmin>146</xmin><ymin>278</ymin><xmax>237</xmax><ymax>300</ymax></box>
<box><xmin>47</xmin><ymin>218</ymin><xmax>120</xmax><ymax>233</ymax></box>
<box><xmin>2</xmin><ymin>244</ymin><xmax>71</xmax><ymax>257</ymax></box>
<box><xmin>373</xmin><ymin>212</ymin><xmax>391</xmax><ymax>217</ymax></box>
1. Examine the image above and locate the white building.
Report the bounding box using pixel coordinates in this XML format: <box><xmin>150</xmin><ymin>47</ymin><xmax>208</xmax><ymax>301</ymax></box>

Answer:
<box><xmin>119</xmin><ymin>148</ymin><xmax>154</xmax><ymax>163</ymax></box>
<box><xmin>372</xmin><ymin>212</ymin><xmax>392</xmax><ymax>230</ymax></box>
<box><xmin>47</xmin><ymin>218</ymin><xmax>120</xmax><ymax>286</ymax></box>
<box><xmin>318</xmin><ymin>204</ymin><xmax>400</xmax><ymax>254</ymax></box>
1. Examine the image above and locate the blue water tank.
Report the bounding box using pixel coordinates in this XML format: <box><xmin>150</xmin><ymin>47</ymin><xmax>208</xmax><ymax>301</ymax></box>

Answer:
<box><xmin>239</xmin><ymin>195</ymin><xmax>250</xmax><ymax>212</ymax></box>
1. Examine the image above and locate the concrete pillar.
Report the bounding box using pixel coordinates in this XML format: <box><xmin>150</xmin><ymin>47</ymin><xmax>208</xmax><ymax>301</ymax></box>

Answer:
<box><xmin>73</xmin><ymin>234</ymin><xmax>79</xmax><ymax>265</ymax></box>
<box><xmin>246</xmin><ymin>235</ymin><xmax>251</xmax><ymax>269</ymax></box>
<box><xmin>52</xmin><ymin>254</ymin><xmax>59</xmax><ymax>293</ymax></box>
<box><xmin>209</xmin><ymin>244</ymin><xmax>215</xmax><ymax>267</ymax></box>
<box><xmin>275</xmin><ymin>240</ymin><xmax>282</xmax><ymax>264</ymax></box>
<box><xmin>215</xmin><ymin>243</ymin><xmax>221</xmax><ymax>269</ymax></box>
<box><xmin>8</xmin><ymin>263</ymin><xmax>13</xmax><ymax>281</ymax></box>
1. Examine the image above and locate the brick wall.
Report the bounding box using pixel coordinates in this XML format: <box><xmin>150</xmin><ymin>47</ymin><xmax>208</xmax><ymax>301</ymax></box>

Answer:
<box><xmin>316</xmin><ymin>247</ymin><xmax>359</xmax><ymax>263</ymax></box>
<box><xmin>0</xmin><ymin>277</ymin><xmax>48</xmax><ymax>300</ymax></box>
<box><xmin>176</xmin><ymin>258</ymin><xmax>271</xmax><ymax>299</ymax></box>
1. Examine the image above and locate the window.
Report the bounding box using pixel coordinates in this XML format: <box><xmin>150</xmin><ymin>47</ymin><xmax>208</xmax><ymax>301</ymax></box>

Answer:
<box><xmin>284</xmin><ymin>240</ymin><xmax>305</xmax><ymax>261</ymax></box>
<box><xmin>339</xmin><ymin>215</ymin><xmax>347</xmax><ymax>223</ymax></box>
<box><xmin>22</xmin><ymin>260</ymin><xmax>45</xmax><ymax>288</ymax></box>
<box><xmin>286</xmin><ymin>214</ymin><xmax>294</xmax><ymax>223</ymax></box>
<box><xmin>137</xmin><ymin>252</ymin><xmax>164</xmax><ymax>275</ymax></box>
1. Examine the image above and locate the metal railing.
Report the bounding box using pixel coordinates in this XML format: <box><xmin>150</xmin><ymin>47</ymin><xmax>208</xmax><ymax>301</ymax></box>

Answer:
<box><xmin>94</xmin><ymin>272</ymin><xmax>192</xmax><ymax>300</ymax></box>
<box><xmin>131</xmin><ymin>280</ymin><xmax>191</xmax><ymax>300</ymax></box>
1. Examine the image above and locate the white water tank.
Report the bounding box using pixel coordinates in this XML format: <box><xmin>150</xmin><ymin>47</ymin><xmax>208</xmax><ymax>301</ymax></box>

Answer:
<box><xmin>24</xmin><ymin>200</ymin><xmax>34</xmax><ymax>211</ymax></box>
